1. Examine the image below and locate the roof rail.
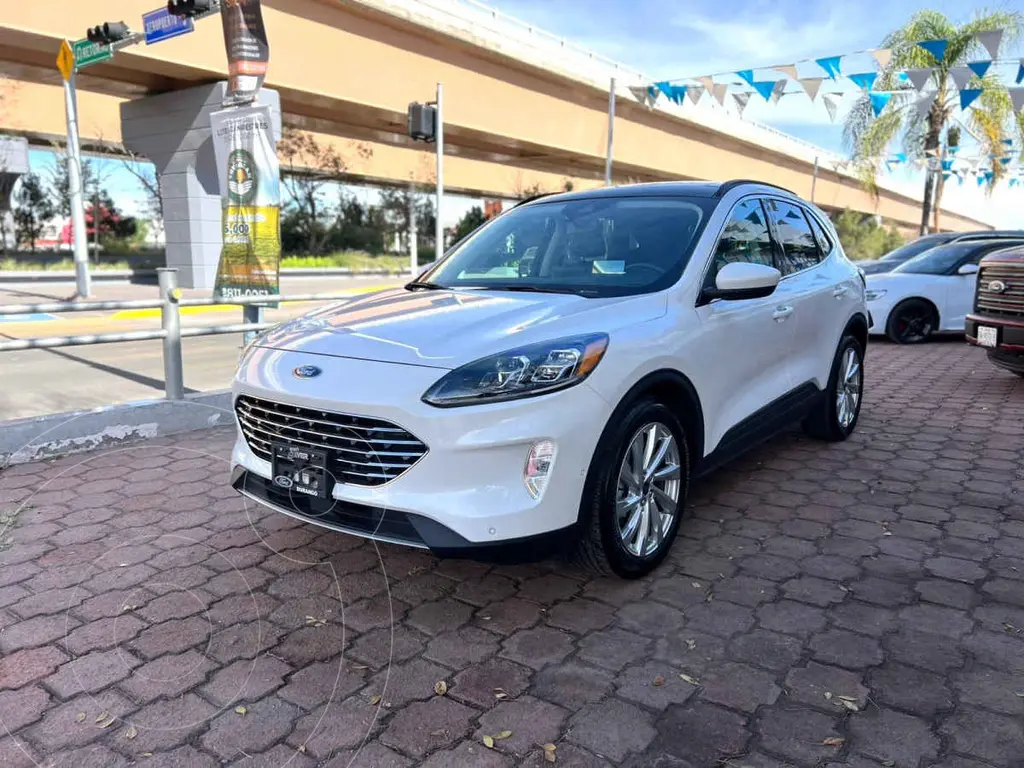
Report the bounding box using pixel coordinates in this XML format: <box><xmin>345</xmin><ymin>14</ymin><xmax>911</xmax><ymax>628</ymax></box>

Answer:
<box><xmin>714</xmin><ymin>179</ymin><xmax>798</xmax><ymax>198</ymax></box>
<box><xmin>512</xmin><ymin>192</ymin><xmax>559</xmax><ymax>207</ymax></box>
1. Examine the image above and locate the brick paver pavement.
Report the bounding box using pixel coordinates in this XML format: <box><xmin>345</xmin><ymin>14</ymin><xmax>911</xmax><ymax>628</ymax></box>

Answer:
<box><xmin>0</xmin><ymin>340</ymin><xmax>1022</xmax><ymax>767</ymax></box>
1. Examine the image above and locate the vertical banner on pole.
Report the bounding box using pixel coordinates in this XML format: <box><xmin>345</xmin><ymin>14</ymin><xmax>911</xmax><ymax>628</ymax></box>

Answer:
<box><xmin>210</xmin><ymin>105</ymin><xmax>281</xmax><ymax>301</ymax></box>
<box><xmin>605</xmin><ymin>77</ymin><xmax>616</xmax><ymax>186</ymax></box>
<box><xmin>221</xmin><ymin>0</ymin><xmax>270</xmax><ymax>102</ymax></box>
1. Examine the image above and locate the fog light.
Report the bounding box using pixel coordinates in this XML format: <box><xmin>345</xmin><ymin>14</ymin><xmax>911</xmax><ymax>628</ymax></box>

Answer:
<box><xmin>524</xmin><ymin>440</ymin><xmax>556</xmax><ymax>499</ymax></box>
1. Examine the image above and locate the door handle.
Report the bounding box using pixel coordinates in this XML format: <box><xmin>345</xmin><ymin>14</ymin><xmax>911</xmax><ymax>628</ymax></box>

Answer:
<box><xmin>772</xmin><ymin>305</ymin><xmax>794</xmax><ymax>321</ymax></box>
<box><xmin>833</xmin><ymin>286</ymin><xmax>848</xmax><ymax>299</ymax></box>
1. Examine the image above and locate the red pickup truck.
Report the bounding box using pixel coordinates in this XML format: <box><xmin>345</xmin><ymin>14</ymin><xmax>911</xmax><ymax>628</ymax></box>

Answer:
<box><xmin>965</xmin><ymin>245</ymin><xmax>1024</xmax><ymax>377</ymax></box>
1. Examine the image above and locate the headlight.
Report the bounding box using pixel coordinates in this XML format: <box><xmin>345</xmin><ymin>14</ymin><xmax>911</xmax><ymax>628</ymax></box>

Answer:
<box><xmin>422</xmin><ymin>334</ymin><xmax>609</xmax><ymax>407</ymax></box>
<box><xmin>865</xmin><ymin>289</ymin><xmax>887</xmax><ymax>301</ymax></box>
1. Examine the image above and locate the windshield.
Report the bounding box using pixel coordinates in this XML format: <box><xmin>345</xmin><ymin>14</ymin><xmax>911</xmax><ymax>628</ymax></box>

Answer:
<box><xmin>894</xmin><ymin>243</ymin><xmax>981</xmax><ymax>275</ymax></box>
<box><xmin>879</xmin><ymin>235</ymin><xmax>950</xmax><ymax>262</ymax></box>
<box><xmin>418</xmin><ymin>196</ymin><xmax>712</xmax><ymax>297</ymax></box>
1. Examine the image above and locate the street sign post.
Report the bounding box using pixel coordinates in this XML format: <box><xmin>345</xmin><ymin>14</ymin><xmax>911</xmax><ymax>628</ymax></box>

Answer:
<box><xmin>56</xmin><ymin>40</ymin><xmax>75</xmax><ymax>81</ymax></box>
<box><xmin>55</xmin><ymin>40</ymin><xmax>92</xmax><ymax>297</ymax></box>
<box><xmin>72</xmin><ymin>39</ymin><xmax>112</xmax><ymax>69</ymax></box>
<box><xmin>143</xmin><ymin>7</ymin><xmax>194</xmax><ymax>45</ymax></box>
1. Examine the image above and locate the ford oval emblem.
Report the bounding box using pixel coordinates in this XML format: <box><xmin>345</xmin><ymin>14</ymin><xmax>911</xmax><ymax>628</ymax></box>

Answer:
<box><xmin>273</xmin><ymin>475</ymin><xmax>294</xmax><ymax>489</ymax></box>
<box><xmin>988</xmin><ymin>280</ymin><xmax>1008</xmax><ymax>294</ymax></box>
<box><xmin>293</xmin><ymin>365</ymin><xmax>322</xmax><ymax>379</ymax></box>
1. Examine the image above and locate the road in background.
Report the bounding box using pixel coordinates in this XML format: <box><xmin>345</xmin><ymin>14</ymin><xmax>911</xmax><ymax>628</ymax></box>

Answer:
<box><xmin>0</xmin><ymin>275</ymin><xmax>404</xmax><ymax>420</ymax></box>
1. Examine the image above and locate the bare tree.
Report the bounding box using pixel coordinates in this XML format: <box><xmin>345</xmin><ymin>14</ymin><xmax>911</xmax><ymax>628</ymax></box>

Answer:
<box><xmin>119</xmin><ymin>151</ymin><xmax>163</xmax><ymax>244</ymax></box>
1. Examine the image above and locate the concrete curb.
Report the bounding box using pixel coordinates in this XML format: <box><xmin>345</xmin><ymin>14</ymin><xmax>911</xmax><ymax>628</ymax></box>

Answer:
<box><xmin>0</xmin><ymin>391</ymin><xmax>234</xmax><ymax>467</ymax></box>
<box><xmin>0</xmin><ymin>267</ymin><xmax>414</xmax><ymax>284</ymax></box>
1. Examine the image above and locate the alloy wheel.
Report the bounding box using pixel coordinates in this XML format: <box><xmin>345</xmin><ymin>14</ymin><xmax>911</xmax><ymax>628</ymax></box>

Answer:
<box><xmin>894</xmin><ymin>306</ymin><xmax>934</xmax><ymax>343</ymax></box>
<box><xmin>615</xmin><ymin>422</ymin><xmax>681</xmax><ymax>558</ymax></box>
<box><xmin>835</xmin><ymin>346</ymin><xmax>862</xmax><ymax>430</ymax></box>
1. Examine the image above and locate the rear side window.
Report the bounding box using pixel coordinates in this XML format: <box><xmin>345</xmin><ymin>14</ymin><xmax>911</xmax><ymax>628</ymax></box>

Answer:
<box><xmin>807</xmin><ymin>213</ymin><xmax>834</xmax><ymax>256</ymax></box>
<box><xmin>707</xmin><ymin>198</ymin><xmax>774</xmax><ymax>283</ymax></box>
<box><xmin>766</xmin><ymin>200</ymin><xmax>822</xmax><ymax>275</ymax></box>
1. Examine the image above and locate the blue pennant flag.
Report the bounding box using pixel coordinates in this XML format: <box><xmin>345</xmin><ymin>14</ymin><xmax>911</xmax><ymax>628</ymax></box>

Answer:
<box><xmin>1003</xmin><ymin>138</ymin><xmax>1015</xmax><ymax>146</ymax></box>
<box><xmin>1011</xmin><ymin>178</ymin><xmax>1019</xmax><ymax>188</ymax></box>
<box><xmin>894</xmin><ymin>152</ymin><xmax>907</xmax><ymax>163</ymax></box>
<box><xmin>752</xmin><ymin>80</ymin><xmax>777</xmax><ymax>101</ymax></box>
<box><xmin>918</xmin><ymin>39</ymin><xmax>949</xmax><ymax>62</ymax></box>
<box><xmin>848</xmin><ymin>72</ymin><xmax>878</xmax><ymax>91</ymax></box>
<box><xmin>670</xmin><ymin>85</ymin><xmax>688</xmax><ymax>104</ymax></box>
<box><xmin>968</xmin><ymin>61</ymin><xmax>992</xmax><ymax>79</ymax></box>
<box><xmin>948</xmin><ymin>145</ymin><xmax>960</xmax><ymax>155</ymax></box>
<box><xmin>958</xmin><ymin>175</ymin><xmax>964</xmax><ymax>185</ymax></box>
<box><xmin>736</xmin><ymin>70</ymin><xmax>756</xmax><ymax>87</ymax></box>
<box><xmin>978</xmin><ymin>175</ymin><xmax>986</xmax><ymax>187</ymax></box>
<box><xmin>1017</xmin><ymin>61</ymin><xmax>1024</xmax><ymax>85</ymax></box>
<box><xmin>869</xmin><ymin>92</ymin><xmax>892</xmax><ymax>116</ymax></box>
<box><xmin>647</xmin><ymin>86</ymin><xmax>659</xmax><ymax>102</ymax></box>
<box><xmin>941</xmin><ymin>159</ymin><xmax>953</xmax><ymax>171</ymax></box>
<box><xmin>985</xmin><ymin>170</ymin><xmax>995</xmax><ymax>182</ymax></box>
<box><xmin>816</xmin><ymin>56</ymin><xmax>842</xmax><ymax>79</ymax></box>
<box><xmin>1000</xmin><ymin>157</ymin><xmax>1012</xmax><ymax>165</ymax></box>
<box><xmin>655</xmin><ymin>81</ymin><xmax>673</xmax><ymax>99</ymax></box>
<box><xmin>942</xmin><ymin>172</ymin><xmax>952</xmax><ymax>182</ymax></box>
<box><xmin>960</xmin><ymin>88</ymin><xmax>983</xmax><ymax>110</ymax></box>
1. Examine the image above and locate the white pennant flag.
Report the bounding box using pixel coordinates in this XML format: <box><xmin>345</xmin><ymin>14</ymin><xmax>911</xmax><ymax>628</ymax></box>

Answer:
<box><xmin>950</xmin><ymin>66</ymin><xmax>974</xmax><ymax>91</ymax></box>
<box><xmin>699</xmin><ymin>76</ymin><xmax>715</xmax><ymax>92</ymax></box>
<box><xmin>771</xmin><ymin>80</ymin><xmax>787</xmax><ymax>103</ymax></box>
<box><xmin>628</xmin><ymin>86</ymin><xmax>652</xmax><ymax>107</ymax></box>
<box><xmin>1010</xmin><ymin>87</ymin><xmax>1024</xmax><ymax>113</ymax></box>
<box><xmin>687</xmin><ymin>85</ymin><xmax>704</xmax><ymax>105</ymax></box>
<box><xmin>905</xmin><ymin>68</ymin><xmax>934</xmax><ymax>92</ymax></box>
<box><xmin>975</xmin><ymin>30</ymin><xmax>1004</xmax><ymax>60</ymax></box>
<box><xmin>773</xmin><ymin>64</ymin><xmax>799</xmax><ymax>81</ymax></box>
<box><xmin>916</xmin><ymin>91</ymin><xmax>938</xmax><ymax>120</ymax></box>
<box><xmin>711</xmin><ymin>82</ymin><xmax>729</xmax><ymax>106</ymax></box>
<box><xmin>800</xmin><ymin>77</ymin><xmax>823</xmax><ymax>101</ymax></box>
<box><xmin>732</xmin><ymin>92</ymin><xmax>751</xmax><ymax>115</ymax></box>
<box><xmin>822</xmin><ymin>93</ymin><xmax>841</xmax><ymax>122</ymax></box>
<box><xmin>869</xmin><ymin>49</ymin><xmax>893</xmax><ymax>70</ymax></box>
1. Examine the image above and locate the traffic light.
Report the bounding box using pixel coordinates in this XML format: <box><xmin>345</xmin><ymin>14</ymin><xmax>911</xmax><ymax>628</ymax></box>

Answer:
<box><xmin>86</xmin><ymin>22</ymin><xmax>131</xmax><ymax>45</ymax></box>
<box><xmin>408</xmin><ymin>103</ymin><xmax>437</xmax><ymax>142</ymax></box>
<box><xmin>167</xmin><ymin>0</ymin><xmax>214</xmax><ymax>17</ymax></box>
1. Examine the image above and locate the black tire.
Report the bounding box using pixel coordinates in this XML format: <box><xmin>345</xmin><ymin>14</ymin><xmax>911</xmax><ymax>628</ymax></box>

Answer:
<box><xmin>804</xmin><ymin>335</ymin><xmax>864</xmax><ymax>442</ymax></box>
<box><xmin>574</xmin><ymin>399</ymin><xmax>690</xmax><ymax>579</ymax></box>
<box><xmin>885</xmin><ymin>298</ymin><xmax>937</xmax><ymax>344</ymax></box>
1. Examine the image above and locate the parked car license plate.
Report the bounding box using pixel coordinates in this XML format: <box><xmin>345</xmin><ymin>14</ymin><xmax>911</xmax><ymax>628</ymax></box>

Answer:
<box><xmin>271</xmin><ymin>443</ymin><xmax>331</xmax><ymax>499</ymax></box>
<box><xmin>977</xmin><ymin>326</ymin><xmax>998</xmax><ymax>348</ymax></box>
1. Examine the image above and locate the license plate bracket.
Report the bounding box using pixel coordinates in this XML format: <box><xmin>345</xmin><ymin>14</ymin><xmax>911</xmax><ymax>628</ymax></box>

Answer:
<box><xmin>977</xmin><ymin>325</ymin><xmax>998</xmax><ymax>348</ymax></box>
<box><xmin>271</xmin><ymin>443</ymin><xmax>332</xmax><ymax>499</ymax></box>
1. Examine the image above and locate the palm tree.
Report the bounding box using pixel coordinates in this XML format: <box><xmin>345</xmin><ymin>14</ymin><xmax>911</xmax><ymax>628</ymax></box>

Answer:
<box><xmin>844</xmin><ymin>10</ymin><xmax>1024</xmax><ymax>235</ymax></box>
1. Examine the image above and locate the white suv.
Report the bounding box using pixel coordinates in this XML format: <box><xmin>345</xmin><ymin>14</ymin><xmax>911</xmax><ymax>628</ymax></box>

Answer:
<box><xmin>230</xmin><ymin>181</ymin><xmax>868</xmax><ymax>578</ymax></box>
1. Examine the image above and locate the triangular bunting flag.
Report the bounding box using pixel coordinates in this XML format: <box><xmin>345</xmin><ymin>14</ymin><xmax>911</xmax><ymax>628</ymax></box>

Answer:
<box><xmin>905</xmin><ymin>68</ymin><xmax>933</xmax><ymax>92</ymax></box>
<box><xmin>918</xmin><ymin>39</ymin><xmax>949</xmax><ymax>62</ymax></box>
<box><xmin>773</xmin><ymin>64</ymin><xmax>799</xmax><ymax>81</ymax></box>
<box><xmin>985</xmin><ymin>170</ymin><xmax>995</xmax><ymax>182</ymax></box>
<box><xmin>816</xmin><ymin>56</ymin><xmax>842</xmax><ymax>79</ymax></box>
<box><xmin>950</xmin><ymin>67</ymin><xmax>974</xmax><ymax>90</ymax></box>
<box><xmin>736</xmin><ymin>70</ymin><xmax>756</xmax><ymax>87</ymax></box>
<box><xmin>647</xmin><ymin>86</ymin><xmax>659</xmax><ymax>104</ymax></box>
<box><xmin>1017</xmin><ymin>59</ymin><xmax>1024</xmax><ymax>85</ymax></box>
<box><xmin>752</xmin><ymin>80</ymin><xmax>778</xmax><ymax>101</ymax></box>
<box><xmin>848</xmin><ymin>72</ymin><xmax>878</xmax><ymax>91</ymax></box>
<box><xmin>711</xmin><ymin>83</ymin><xmax>729</xmax><ymax>106</ymax></box>
<box><xmin>959</xmin><ymin>88</ymin><xmax>983</xmax><ymax>110</ymax></box>
<box><xmin>670</xmin><ymin>85</ymin><xmax>687</xmax><ymax>104</ymax></box>
<box><xmin>1011</xmin><ymin>87</ymin><xmax>1024</xmax><ymax>113</ymax></box>
<box><xmin>699</xmin><ymin>76</ymin><xmax>714</xmax><ymax>92</ymax></box>
<box><xmin>771</xmin><ymin>80</ymin><xmax>787</xmax><ymax>103</ymax></box>
<box><xmin>800</xmin><ymin>77</ymin><xmax>823</xmax><ymax>101</ymax></box>
<box><xmin>977</xmin><ymin>174</ymin><xmax>986</xmax><ymax>187</ymax></box>
<box><xmin>942</xmin><ymin>171</ymin><xmax>952</xmax><ymax>182</ymax></box>
<box><xmin>941</xmin><ymin>159</ymin><xmax>953</xmax><ymax>171</ymax></box>
<box><xmin>948</xmin><ymin>145</ymin><xmax>960</xmax><ymax>155</ymax></box>
<box><xmin>869</xmin><ymin>92</ymin><xmax>892</xmax><ymax>116</ymax></box>
<box><xmin>869</xmin><ymin>48</ymin><xmax>893</xmax><ymax>69</ymax></box>
<box><xmin>916</xmin><ymin>91</ymin><xmax>938</xmax><ymax>120</ymax></box>
<box><xmin>732</xmin><ymin>91</ymin><xmax>751</xmax><ymax>115</ymax></box>
<box><xmin>687</xmin><ymin>85</ymin><xmax>704</xmax><ymax>105</ymax></box>
<box><xmin>967</xmin><ymin>61</ymin><xmax>991</xmax><ymax>80</ymax></box>
<box><xmin>629</xmin><ymin>86</ymin><xmax>652</xmax><ymax>107</ymax></box>
<box><xmin>822</xmin><ymin>93</ymin><xmax>841</xmax><ymax>122</ymax></box>
<box><xmin>655</xmin><ymin>81</ymin><xmax>673</xmax><ymax>100</ymax></box>
<box><xmin>1003</xmin><ymin>138</ymin><xmax>1014</xmax><ymax>146</ymax></box>
<box><xmin>1011</xmin><ymin>178</ymin><xmax>1018</xmax><ymax>188</ymax></box>
<box><xmin>999</xmin><ymin>157</ymin><xmax>1011</xmax><ymax>165</ymax></box>
<box><xmin>975</xmin><ymin>30</ymin><xmax>1003</xmax><ymax>60</ymax></box>
<box><xmin>894</xmin><ymin>152</ymin><xmax>907</xmax><ymax>163</ymax></box>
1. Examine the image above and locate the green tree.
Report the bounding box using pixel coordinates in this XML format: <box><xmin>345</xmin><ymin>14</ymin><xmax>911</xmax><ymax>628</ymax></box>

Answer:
<box><xmin>830</xmin><ymin>209</ymin><xmax>905</xmax><ymax>260</ymax></box>
<box><xmin>12</xmin><ymin>173</ymin><xmax>55</xmax><ymax>252</ymax></box>
<box><xmin>451</xmin><ymin>206</ymin><xmax>487</xmax><ymax>246</ymax></box>
<box><xmin>844</xmin><ymin>10</ymin><xmax>1024</xmax><ymax>235</ymax></box>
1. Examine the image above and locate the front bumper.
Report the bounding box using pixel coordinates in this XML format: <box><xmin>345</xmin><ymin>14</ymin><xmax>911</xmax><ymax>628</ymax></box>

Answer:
<box><xmin>965</xmin><ymin>314</ymin><xmax>1024</xmax><ymax>353</ymax></box>
<box><xmin>230</xmin><ymin>345</ymin><xmax>611</xmax><ymax>553</ymax></box>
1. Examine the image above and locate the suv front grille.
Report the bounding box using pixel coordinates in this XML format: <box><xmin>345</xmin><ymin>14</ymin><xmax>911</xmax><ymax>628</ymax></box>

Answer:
<box><xmin>976</xmin><ymin>262</ymin><xmax>1024</xmax><ymax>317</ymax></box>
<box><xmin>235</xmin><ymin>395</ymin><xmax>428</xmax><ymax>486</ymax></box>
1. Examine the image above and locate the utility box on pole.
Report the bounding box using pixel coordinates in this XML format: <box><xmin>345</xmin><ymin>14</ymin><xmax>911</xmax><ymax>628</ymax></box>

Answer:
<box><xmin>407</xmin><ymin>103</ymin><xmax>436</xmax><ymax>142</ymax></box>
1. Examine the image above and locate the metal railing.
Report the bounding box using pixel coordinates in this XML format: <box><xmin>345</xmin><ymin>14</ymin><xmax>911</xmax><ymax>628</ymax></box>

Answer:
<box><xmin>0</xmin><ymin>268</ymin><xmax>355</xmax><ymax>401</ymax></box>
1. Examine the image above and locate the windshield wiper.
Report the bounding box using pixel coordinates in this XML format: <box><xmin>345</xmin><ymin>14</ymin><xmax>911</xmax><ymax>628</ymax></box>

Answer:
<box><xmin>479</xmin><ymin>285</ymin><xmax>594</xmax><ymax>296</ymax></box>
<box><xmin>404</xmin><ymin>280</ymin><xmax>447</xmax><ymax>291</ymax></box>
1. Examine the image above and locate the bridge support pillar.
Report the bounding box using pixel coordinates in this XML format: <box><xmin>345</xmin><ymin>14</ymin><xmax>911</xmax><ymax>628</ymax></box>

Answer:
<box><xmin>120</xmin><ymin>83</ymin><xmax>282</xmax><ymax>290</ymax></box>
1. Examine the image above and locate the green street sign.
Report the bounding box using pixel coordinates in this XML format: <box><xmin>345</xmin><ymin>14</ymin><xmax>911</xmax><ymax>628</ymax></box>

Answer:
<box><xmin>72</xmin><ymin>39</ymin><xmax>112</xmax><ymax>69</ymax></box>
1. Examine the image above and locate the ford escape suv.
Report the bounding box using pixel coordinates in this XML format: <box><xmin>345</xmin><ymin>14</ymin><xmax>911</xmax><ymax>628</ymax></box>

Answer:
<box><xmin>230</xmin><ymin>181</ymin><xmax>869</xmax><ymax>578</ymax></box>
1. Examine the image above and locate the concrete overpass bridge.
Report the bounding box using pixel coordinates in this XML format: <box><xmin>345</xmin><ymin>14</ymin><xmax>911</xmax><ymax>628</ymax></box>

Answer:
<box><xmin>0</xmin><ymin>0</ymin><xmax>992</xmax><ymax>285</ymax></box>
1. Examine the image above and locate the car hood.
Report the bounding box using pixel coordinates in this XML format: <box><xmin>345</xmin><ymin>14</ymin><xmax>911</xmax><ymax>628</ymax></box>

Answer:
<box><xmin>255</xmin><ymin>287</ymin><xmax>666</xmax><ymax>369</ymax></box>
<box><xmin>858</xmin><ymin>260</ymin><xmax>895</xmax><ymax>274</ymax></box>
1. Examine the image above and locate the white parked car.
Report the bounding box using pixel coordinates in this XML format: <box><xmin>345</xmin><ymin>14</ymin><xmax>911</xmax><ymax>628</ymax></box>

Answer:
<box><xmin>231</xmin><ymin>181</ymin><xmax>868</xmax><ymax>578</ymax></box>
<box><xmin>866</xmin><ymin>238</ymin><xmax>1024</xmax><ymax>343</ymax></box>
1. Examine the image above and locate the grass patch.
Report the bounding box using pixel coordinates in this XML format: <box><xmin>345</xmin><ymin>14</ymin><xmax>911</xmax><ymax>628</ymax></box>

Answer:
<box><xmin>0</xmin><ymin>257</ymin><xmax>144</xmax><ymax>272</ymax></box>
<box><xmin>281</xmin><ymin>252</ymin><xmax>408</xmax><ymax>271</ymax></box>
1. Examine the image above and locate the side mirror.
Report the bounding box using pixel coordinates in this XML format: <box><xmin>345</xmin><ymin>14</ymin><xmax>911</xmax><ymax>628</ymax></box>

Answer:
<box><xmin>703</xmin><ymin>261</ymin><xmax>782</xmax><ymax>302</ymax></box>
<box><xmin>957</xmin><ymin>263</ymin><xmax>979</xmax><ymax>276</ymax></box>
